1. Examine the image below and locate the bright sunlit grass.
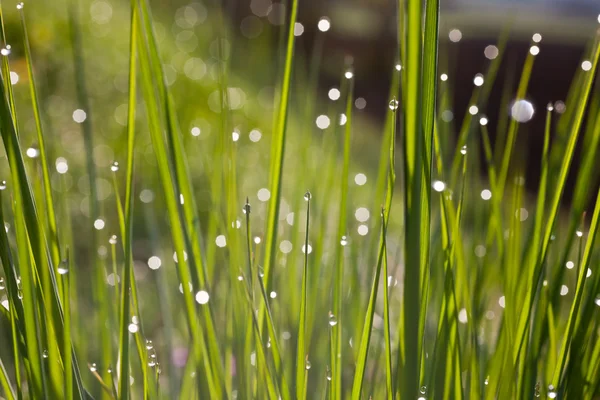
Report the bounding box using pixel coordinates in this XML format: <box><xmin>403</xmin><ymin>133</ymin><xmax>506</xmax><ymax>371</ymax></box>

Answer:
<box><xmin>0</xmin><ymin>0</ymin><xmax>600</xmax><ymax>399</ymax></box>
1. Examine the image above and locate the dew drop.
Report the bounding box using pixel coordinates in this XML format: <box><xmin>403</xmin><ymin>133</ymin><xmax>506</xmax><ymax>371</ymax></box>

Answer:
<box><xmin>146</xmin><ymin>339</ymin><xmax>154</xmax><ymax>350</ymax></box>
<box><xmin>326</xmin><ymin>366</ymin><xmax>332</xmax><ymax>381</ymax></box>
<box><xmin>460</xmin><ymin>145</ymin><xmax>467</xmax><ymax>155</ymax></box>
<box><xmin>511</xmin><ymin>99</ymin><xmax>535</xmax><ymax>123</ymax></box>
<box><xmin>16</xmin><ymin>2</ymin><xmax>24</xmax><ymax>10</ymax></box>
<box><xmin>110</xmin><ymin>161</ymin><xmax>119</xmax><ymax>172</ymax></box>
<box><xmin>340</xmin><ymin>236</ymin><xmax>348</xmax><ymax>246</ymax></box>
<box><xmin>90</xmin><ymin>363</ymin><xmax>97</xmax><ymax>372</ymax></box>
<box><xmin>109</xmin><ymin>235</ymin><xmax>118</xmax><ymax>245</ymax></box>
<box><xmin>304</xmin><ymin>191</ymin><xmax>311</xmax><ymax>201</ymax></box>
<box><xmin>484</xmin><ymin>376</ymin><xmax>489</xmax><ymax>385</ymax></box>
<box><xmin>195</xmin><ymin>290</ymin><xmax>210</xmax><ymax>304</ymax></box>
<box><xmin>0</xmin><ymin>46</ymin><xmax>10</xmax><ymax>56</ymax></box>
<box><xmin>548</xmin><ymin>384</ymin><xmax>557</xmax><ymax>398</ymax></box>
<box><xmin>388</xmin><ymin>98</ymin><xmax>399</xmax><ymax>111</ymax></box>
<box><xmin>420</xmin><ymin>386</ymin><xmax>427</xmax><ymax>394</ymax></box>
<box><xmin>305</xmin><ymin>359</ymin><xmax>311</xmax><ymax>370</ymax></box>
<box><xmin>0</xmin><ymin>181</ymin><xmax>6</xmax><ymax>190</ymax></box>
<box><xmin>328</xmin><ymin>312</ymin><xmax>338</xmax><ymax>326</ymax></box>
<box><xmin>42</xmin><ymin>349</ymin><xmax>48</xmax><ymax>359</ymax></box>
<box><xmin>0</xmin><ymin>277</ymin><xmax>4</xmax><ymax>290</ymax></box>
<box><xmin>58</xmin><ymin>261</ymin><xmax>69</xmax><ymax>275</ymax></box>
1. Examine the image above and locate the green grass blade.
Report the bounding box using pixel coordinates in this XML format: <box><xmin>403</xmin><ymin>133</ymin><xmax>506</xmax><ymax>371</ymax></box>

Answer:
<box><xmin>398</xmin><ymin>0</ymin><xmax>428</xmax><ymax>395</ymax></box>
<box><xmin>0</xmin><ymin>355</ymin><xmax>14</xmax><ymax>400</ymax></box>
<box><xmin>513</xmin><ymin>36</ymin><xmax>600</xmax><ymax>364</ymax></box>
<box><xmin>18</xmin><ymin>2</ymin><xmax>60</xmax><ymax>271</ymax></box>
<box><xmin>331</xmin><ymin>74</ymin><xmax>353</xmax><ymax>400</ymax></box>
<box><xmin>117</xmin><ymin>1</ymin><xmax>138</xmax><ymax>398</ymax></box>
<box><xmin>295</xmin><ymin>192</ymin><xmax>311</xmax><ymax>399</ymax></box>
<box><xmin>351</xmin><ymin>210</ymin><xmax>387</xmax><ymax>399</ymax></box>
<box><xmin>382</xmin><ymin>104</ymin><xmax>397</xmax><ymax>400</ymax></box>
<box><xmin>261</xmin><ymin>0</ymin><xmax>298</xmax><ymax>290</ymax></box>
<box><xmin>551</xmin><ymin>187</ymin><xmax>600</xmax><ymax>388</ymax></box>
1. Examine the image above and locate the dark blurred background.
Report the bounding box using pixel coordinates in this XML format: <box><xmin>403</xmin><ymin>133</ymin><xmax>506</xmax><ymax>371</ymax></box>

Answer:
<box><xmin>222</xmin><ymin>0</ymin><xmax>600</xmax><ymax>203</ymax></box>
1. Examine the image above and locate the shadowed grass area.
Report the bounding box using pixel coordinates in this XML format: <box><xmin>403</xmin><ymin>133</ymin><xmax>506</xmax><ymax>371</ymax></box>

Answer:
<box><xmin>0</xmin><ymin>0</ymin><xmax>600</xmax><ymax>399</ymax></box>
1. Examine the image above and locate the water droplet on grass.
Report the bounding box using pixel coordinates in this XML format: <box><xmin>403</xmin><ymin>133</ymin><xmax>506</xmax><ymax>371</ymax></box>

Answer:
<box><xmin>0</xmin><ymin>181</ymin><xmax>6</xmax><ymax>190</ymax></box>
<box><xmin>305</xmin><ymin>359</ymin><xmax>311</xmax><ymax>370</ymax></box>
<box><xmin>58</xmin><ymin>261</ymin><xmax>69</xmax><ymax>275</ymax></box>
<box><xmin>0</xmin><ymin>278</ymin><xmax>4</xmax><ymax>290</ymax></box>
<box><xmin>548</xmin><ymin>385</ymin><xmax>557</xmax><ymax>398</ymax></box>
<box><xmin>388</xmin><ymin>98</ymin><xmax>399</xmax><ymax>111</ymax></box>
<box><xmin>109</xmin><ymin>235</ymin><xmax>118</xmax><ymax>245</ymax></box>
<box><xmin>90</xmin><ymin>363</ymin><xmax>97</xmax><ymax>372</ymax></box>
<box><xmin>328</xmin><ymin>312</ymin><xmax>338</xmax><ymax>326</ymax></box>
<box><xmin>110</xmin><ymin>161</ymin><xmax>119</xmax><ymax>172</ymax></box>
<box><xmin>460</xmin><ymin>145</ymin><xmax>467</xmax><ymax>155</ymax></box>
<box><xmin>146</xmin><ymin>340</ymin><xmax>154</xmax><ymax>350</ymax></box>
<box><xmin>195</xmin><ymin>290</ymin><xmax>210</xmax><ymax>304</ymax></box>
<box><xmin>43</xmin><ymin>350</ymin><xmax>49</xmax><ymax>358</ymax></box>
<box><xmin>304</xmin><ymin>191</ymin><xmax>311</xmax><ymax>201</ymax></box>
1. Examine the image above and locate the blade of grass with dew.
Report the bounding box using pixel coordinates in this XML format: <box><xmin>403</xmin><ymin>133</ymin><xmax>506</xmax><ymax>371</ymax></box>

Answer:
<box><xmin>330</xmin><ymin>74</ymin><xmax>353</xmax><ymax>400</ymax></box>
<box><xmin>12</xmin><ymin>191</ymin><xmax>48</xmax><ymax>398</ymax></box>
<box><xmin>243</xmin><ymin>202</ymin><xmax>281</xmax><ymax>400</ymax></box>
<box><xmin>257</xmin><ymin>275</ymin><xmax>291</xmax><ymax>400</ymax></box>
<box><xmin>18</xmin><ymin>0</ymin><xmax>60</xmax><ymax>282</ymax></box>
<box><xmin>351</xmin><ymin>209</ymin><xmax>387</xmax><ymax>399</ymax></box>
<box><xmin>445</xmin><ymin>155</ymin><xmax>469</xmax><ymax>400</ymax></box>
<box><xmin>62</xmin><ymin>249</ymin><xmax>73</xmax><ymax>400</ymax></box>
<box><xmin>0</xmin><ymin>189</ymin><xmax>26</xmax><ymax>394</ymax></box>
<box><xmin>516</xmin><ymin>105</ymin><xmax>553</xmax><ymax>396</ymax></box>
<box><xmin>0</xmin><ymin>55</ymin><xmax>87</xmax><ymax>400</ymax></box>
<box><xmin>0</xmin><ymin>2</ymin><xmax>18</xmax><ymax>123</ymax></box>
<box><xmin>295</xmin><ymin>191</ymin><xmax>311</xmax><ymax>399</ymax></box>
<box><xmin>418</xmin><ymin>0</ymin><xmax>439</xmax><ymax>388</ymax></box>
<box><xmin>551</xmin><ymin>189</ymin><xmax>600</xmax><ymax>391</ymax></box>
<box><xmin>261</xmin><ymin>0</ymin><xmax>297</xmax><ymax>293</ymax></box>
<box><xmin>116</xmin><ymin>1</ymin><xmax>144</xmax><ymax>397</ymax></box>
<box><xmin>398</xmin><ymin>0</ymin><xmax>424</xmax><ymax>394</ymax></box>
<box><xmin>383</xmin><ymin>104</ymin><xmax>397</xmax><ymax>400</ymax></box>
<box><xmin>546</xmin><ymin>97</ymin><xmax>600</xmax><ymax>320</ymax></box>
<box><xmin>112</xmin><ymin>174</ymin><xmax>156</xmax><ymax>399</ymax></box>
<box><xmin>135</xmin><ymin>9</ymin><xmax>220</xmax><ymax>397</ymax></box>
<box><xmin>512</xmin><ymin>36</ymin><xmax>600</xmax><ymax>366</ymax></box>
<box><xmin>0</xmin><ymin>205</ymin><xmax>17</xmax><ymax>400</ymax></box>
<box><xmin>136</xmin><ymin>1</ymin><xmax>225</xmax><ymax>390</ymax></box>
